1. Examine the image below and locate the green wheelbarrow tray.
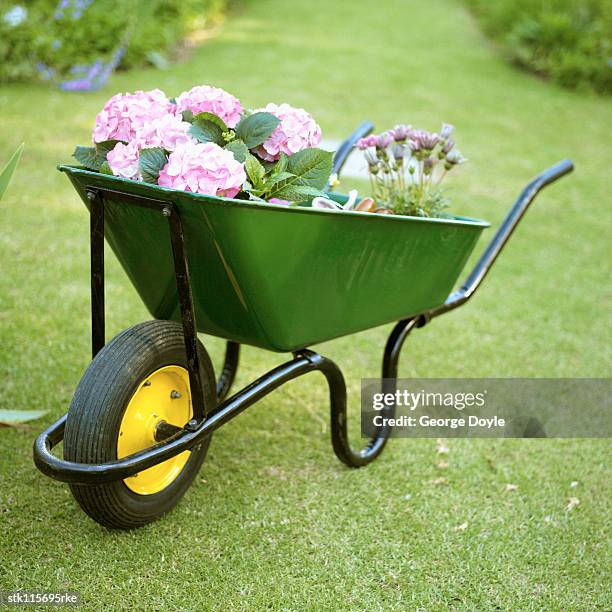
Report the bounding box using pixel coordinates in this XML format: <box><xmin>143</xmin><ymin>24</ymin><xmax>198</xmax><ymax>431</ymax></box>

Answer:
<box><xmin>60</xmin><ymin>164</ymin><xmax>488</xmax><ymax>352</ymax></box>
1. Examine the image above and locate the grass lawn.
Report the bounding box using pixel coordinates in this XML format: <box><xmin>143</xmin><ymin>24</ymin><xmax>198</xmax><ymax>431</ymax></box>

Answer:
<box><xmin>0</xmin><ymin>0</ymin><xmax>610</xmax><ymax>608</ymax></box>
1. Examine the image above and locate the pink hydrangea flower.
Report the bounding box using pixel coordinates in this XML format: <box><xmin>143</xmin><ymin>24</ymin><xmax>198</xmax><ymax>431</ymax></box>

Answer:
<box><xmin>107</xmin><ymin>142</ymin><xmax>141</xmax><ymax>180</ymax></box>
<box><xmin>175</xmin><ymin>85</ymin><xmax>243</xmax><ymax>128</ymax></box>
<box><xmin>254</xmin><ymin>102</ymin><xmax>322</xmax><ymax>162</ymax></box>
<box><xmin>134</xmin><ymin>113</ymin><xmax>193</xmax><ymax>151</ymax></box>
<box><xmin>158</xmin><ymin>141</ymin><xmax>246</xmax><ymax>198</ymax></box>
<box><xmin>92</xmin><ymin>89</ymin><xmax>173</xmax><ymax>143</ymax></box>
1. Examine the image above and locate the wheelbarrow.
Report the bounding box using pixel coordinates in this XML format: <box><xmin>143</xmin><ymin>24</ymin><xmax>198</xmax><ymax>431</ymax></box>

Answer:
<box><xmin>33</xmin><ymin>122</ymin><xmax>574</xmax><ymax>529</ymax></box>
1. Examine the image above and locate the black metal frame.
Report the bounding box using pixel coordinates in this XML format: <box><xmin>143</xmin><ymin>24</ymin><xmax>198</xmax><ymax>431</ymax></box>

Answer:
<box><xmin>33</xmin><ymin>124</ymin><xmax>574</xmax><ymax>485</ymax></box>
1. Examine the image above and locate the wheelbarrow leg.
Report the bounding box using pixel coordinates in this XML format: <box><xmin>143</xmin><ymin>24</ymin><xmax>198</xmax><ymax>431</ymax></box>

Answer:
<box><xmin>303</xmin><ymin>317</ymin><xmax>419</xmax><ymax>468</ymax></box>
<box><xmin>216</xmin><ymin>341</ymin><xmax>240</xmax><ymax>401</ymax></box>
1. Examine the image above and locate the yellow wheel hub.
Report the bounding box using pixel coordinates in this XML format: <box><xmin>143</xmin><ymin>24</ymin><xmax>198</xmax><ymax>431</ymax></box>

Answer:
<box><xmin>117</xmin><ymin>365</ymin><xmax>192</xmax><ymax>495</ymax></box>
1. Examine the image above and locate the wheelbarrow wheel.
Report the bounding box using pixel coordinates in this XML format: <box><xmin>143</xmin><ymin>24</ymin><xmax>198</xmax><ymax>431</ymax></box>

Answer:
<box><xmin>63</xmin><ymin>320</ymin><xmax>216</xmax><ymax>529</ymax></box>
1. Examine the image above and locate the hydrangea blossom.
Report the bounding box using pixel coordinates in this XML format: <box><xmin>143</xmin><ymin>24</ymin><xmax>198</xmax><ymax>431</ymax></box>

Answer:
<box><xmin>107</xmin><ymin>142</ymin><xmax>140</xmax><ymax>180</ymax></box>
<box><xmin>158</xmin><ymin>141</ymin><xmax>246</xmax><ymax>198</ymax></box>
<box><xmin>175</xmin><ymin>85</ymin><xmax>243</xmax><ymax>128</ymax></box>
<box><xmin>134</xmin><ymin>113</ymin><xmax>192</xmax><ymax>151</ymax></box>
<box><xmin>253</xmin><ymin>103</ymin><xmax>322</xmax><ymax>162</ymax></box>
<box><xmin>92</xmin><ymin>89</ymin><xmax>173</xmax><ymax>143</ymax></box>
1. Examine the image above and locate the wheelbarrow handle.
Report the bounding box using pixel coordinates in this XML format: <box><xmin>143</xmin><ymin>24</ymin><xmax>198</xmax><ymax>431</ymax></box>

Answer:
<box><xmin>331</xmin><ymin>120</ymin><xmax>375</xmax><ymax>178</ymax></box>
<box><xmin>432</xmin><ymin>159</ymin><xmax>575</xmax><ymax>318</ymax></box>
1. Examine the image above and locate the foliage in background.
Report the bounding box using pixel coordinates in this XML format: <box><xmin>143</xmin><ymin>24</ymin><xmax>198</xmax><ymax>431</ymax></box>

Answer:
<box><xmin>0</xmin><ymin>0</ymin><xmax>230</xmax><ymax>87</ymax></box>
<box><xmin>464</xmin><ymin>0</ymin><xmax>611</xmax><ymax>94</ymax></box>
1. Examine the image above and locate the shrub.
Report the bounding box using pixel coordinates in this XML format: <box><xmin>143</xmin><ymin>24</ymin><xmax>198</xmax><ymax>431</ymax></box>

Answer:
<box><xmin>0</xmin><ymin>0</ymin><xmax>230</xmax><ymax>86</ymax></box>
<box><xmin>464</xmin><ymin>0</ymin><xmax>611</xmax><ymax>94</ymax></box>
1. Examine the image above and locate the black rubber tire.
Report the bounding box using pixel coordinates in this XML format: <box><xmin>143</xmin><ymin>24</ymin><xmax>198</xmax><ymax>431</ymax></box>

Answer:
<box><xmin>64</xmin><ymin>320</ymin><xmax>216</xmax><ymax>530</ymax></box>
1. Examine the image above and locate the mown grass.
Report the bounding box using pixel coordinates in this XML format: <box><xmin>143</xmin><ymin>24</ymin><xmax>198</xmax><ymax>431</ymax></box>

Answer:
<box><xmin>0</xmin><ymin>0</ymin><xmax>610</xmax><ymax>609</ymax></box>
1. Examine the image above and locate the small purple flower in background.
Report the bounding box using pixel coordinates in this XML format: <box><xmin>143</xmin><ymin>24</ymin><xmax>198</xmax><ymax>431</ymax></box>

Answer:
<box><xmin>54</xmin><ymin>0</ymin><xmax>94</xmax><ymax>21</ymax></box>
<box><xmin>35</xmin><ymin>63</ymin><xmax>56</xmax><ymax>81</ymax></box>
<box><xmin>48</xmin><ymin>0</ymin><xmax>127</xmax><ymax>91</ymax></box>
<box><xmin>440</xmin><ymin>123</ymin><xmax>454</xmax><ymax>139</ymax></box>
<box><xmin>54</xmin><ymin>0</ymin><xmax>70</xmax><ymax>20</ymax></box>
<box><xmin>410</xmin><ymin>130</ymin><xmax>440</xmax><ymax>151</ymax></box>
<box><xmin>442</xmin><ymin>139</ymin><xmax>455</xmax><ymax>154</ymax></box>
<box><xmin>392</xmin><ymin>144</ymin><xmax>405</xmax><ymax>162</ymax></box>
<box><xmin>408</xmin><ymin>138</ymin><xmax>421</xmax><ymax>153</ymax></box>
<box><xmin>391</xmin><ymin>124</ymin><xmax>412</xmax><ymax>142</ymax></box>
<box><xmin>444</xmin><ymin>150</ymin><xmax>467</xmax><ymax>169</ymax></box>
<box><xmin>375</xmin><ymin>132</ymin><xmax>394</xmax><ymax>150</ymax></box>
<box><xmin>355</xmin><ymin>135</ymin><xmax>378</xmax><ymax>150</ymax></box>
<box><xmin>72</xmin><ymin>0</ymin><xmax>94</xmax><ymax>20</ymax></box>
<box><xmin>3</xmin><ymin>5</ymin><xmax>28</xmax><ymax>27</ymax></box>
<box><xmin>364</xmin><ymin>150</ymin><xmax>380</xmax><ymax>174</ymax></box>
<box><xmin>59</xmin><ymin>46</ymin><xmax>125</xmax><ymax>92</ymax></box>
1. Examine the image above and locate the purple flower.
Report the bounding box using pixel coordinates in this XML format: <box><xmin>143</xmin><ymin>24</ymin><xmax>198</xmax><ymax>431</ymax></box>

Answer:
<box><xmin>35</xmin><ymin>62</ymin><xmax>56</xmax><ymax>81</ymax></box>
<box><xmin>392</xmin><ymin>144</ymin><xmax>405</xmax><ymax>161</ymax></box>
<box><xmin>423</xmin><ymin>157</ymin><xmax>436</xmax><ymax>175</ymax></box>
<box><xmin>391</xmin><ymin>124</ymin><xmax>412</xmax><ymax>142</ymax></box>
<box><xmin>444</xmin><ymin>150</ymin><xmax>467</xmax><ymax>169</ymax></box>
<box><xmin>410</xmin><ymin>130</ymin><xmax>440</xmax><ymax>151</ymax></box>
<box><xmin>355</xmin><ymin>135</ymin><xmax>378</xmax><ymax>150</ymax></box>
<box><xmin>375</xmin><ymin>132</ymin><xmax>394</xmax><ymax>149</ymax></box>
<box><xmin>442</xmin><ymin>139</ymin><xmax>455</xmax><ymax>154</ymax></box>
<box><xmin>440</xmin><ymin>123</ymin><xmax>454</xmax><ymax>139</ymax></box>
<box><xmin>364</xmin><ymin>150</ymin><xmax>380</xmax><ymax>174</ymax></box>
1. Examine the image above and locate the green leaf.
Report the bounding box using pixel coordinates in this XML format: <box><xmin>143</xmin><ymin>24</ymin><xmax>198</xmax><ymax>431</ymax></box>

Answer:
<box><xmin>286</xmin><ymin>148</ymin><xmax>333</xmax><ymax>189</ymax></box>
<box><xmin>73</xmin><ymin>140</ymin><xmax>122</xmax><ymax>171</ymax></box>
<box><xmin>73</xmin><ymin>146</ymin><xmax>98</xmax><ymax>170</ymax></box>
<box><xmin>267</xmin><ymin>148</ymin><xmax>333</xmax><ymax>198</ymax></box>
<box><xmin>96</xmin><ymin>139</ymin><xmax>121</xmax><ymax>157</ymax></box>
<box><xmin>193</xmin><ymin>111</ymin><xmax>228</xmax><ymax>133</ymax></box>
<box><xmin>0</xmin><ymin>143</ymin><xmax>24</xmax><ymax>202</ymax></box>
<box><xmin>181</xmin><ymin>109</ymin><xmax>194</xmax><ymax>123</ymax></box>
<box><xmin>0</xmin><ymin>409</ymin><xmax>48</xmax><ymax>426</ymax></box>
<box><xmin>138</xmin><ymin>148</ymin><xmax>168</xmax><ymax>184</ymax></box>
<box><xmin>99</xmin><ymin>161</ymin><xmax>114</xmax><ymax>175</ymax></box>
<box><xmin>265</xmin><ymin>171</ymin><xmax>296</xmax><ymax>188</ymax></box>
<box><xmin>273</xmin><ymin>153</ymin><xmax>288</xmax><ymax>175</ymax></box>
<box><xmin>235</xmin><ymin>112</ymin><xmax>280</xmax><ymax>148</ymax></box>
<box><xmin>270</xmin><ymin>184</ymin><xmax>327</xmax><ymax>202</ymax></box>
<box><xmin>245</xmin><ymin>153</ymin><xmax>266</xmax><ymax>189</ymax></box>
<box><xmin>188</xmin><ymin>118</ymin><xmax>225</xmax><ymax>146</ymax></box>
<box><xmin>225</xmin><ymin>140</ymin><xmax>249</xmax><ymax>163</ymax></box>
<box><xmin>258</xmin><ymin>159</ymin><xmax>276</xmax><ymax>173</ymax></box>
